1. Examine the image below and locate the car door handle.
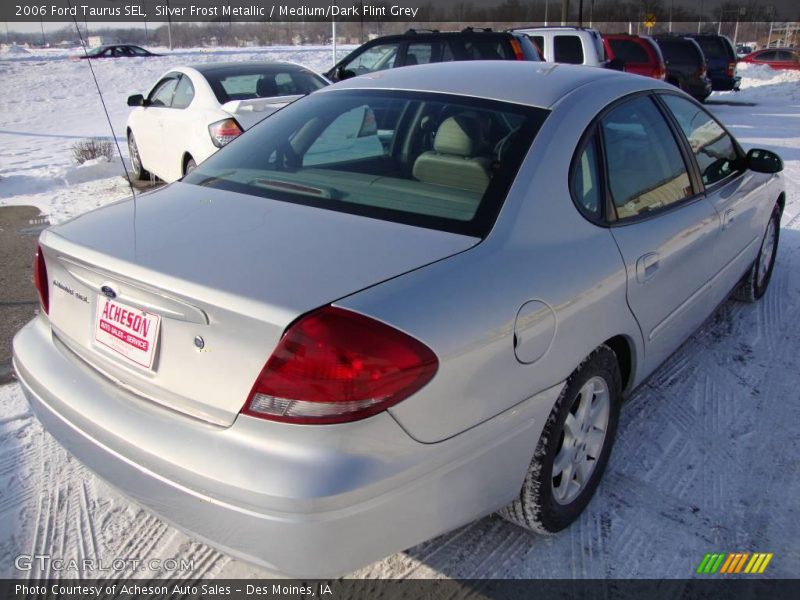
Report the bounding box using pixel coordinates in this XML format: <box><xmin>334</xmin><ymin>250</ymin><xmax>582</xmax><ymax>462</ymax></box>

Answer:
<box><xmin>636</xmin><ymin>252</ymin><xmax>660</xmax><ymax>283</ymax></box>
<box><xmin>723</xmin><ymin>208</ymin><xmax>735</xmax><ymax>229</ymax></box>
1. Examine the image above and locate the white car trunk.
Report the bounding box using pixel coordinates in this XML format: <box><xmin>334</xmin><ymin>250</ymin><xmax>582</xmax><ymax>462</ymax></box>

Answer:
<box><xmin>40</xmin><ymin>183</ymin><xmax>477</xmax><ymax>426</ymax></box>
<box><xmin>222</xmin><ymin>95</ymin><xmax>303</xmax><ymax>130</ymax></box>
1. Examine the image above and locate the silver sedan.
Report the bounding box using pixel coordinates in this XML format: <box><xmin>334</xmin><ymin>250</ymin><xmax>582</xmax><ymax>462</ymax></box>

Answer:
<box><xmin>13</xmin><ymin>61</ymin><xmax>784</xmax><ymax>577</ymax></box>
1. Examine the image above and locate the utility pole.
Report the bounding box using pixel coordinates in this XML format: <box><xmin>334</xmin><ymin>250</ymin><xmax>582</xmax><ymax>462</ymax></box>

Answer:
<box><xmin>166</xmin><ymin>0</ymin><xmax>173</xmax><ymax>50</ymax></box>
<box><xmin>332</xmin><ymin>1</ymin><xmax>337</xmax><ymax>66</ymax></box>
<box><xmin>561</xmin><ymin>0</ymin><xmax>569</xmax><ymax>26</ymax></box>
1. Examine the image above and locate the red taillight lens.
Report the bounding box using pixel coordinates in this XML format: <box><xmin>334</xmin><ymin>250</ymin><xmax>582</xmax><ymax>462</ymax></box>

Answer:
<box><xmin>33</xmin><ymin>245</ymin><xmax>49</xmax><ymax>314</ymax></box>
<box><xmin>727</xmin><ymin>61</ymin><xmax>736</xmax><ymax>77</ymax></box>
<box><xmin>243</xmin><ymin>306</ymin><xmax>438</xmax><ymax>424</ymax></box>
<box><xmin>208</xmin><ymin>118</ymin><xmax>242</xmax><ymax>148</ymax></box>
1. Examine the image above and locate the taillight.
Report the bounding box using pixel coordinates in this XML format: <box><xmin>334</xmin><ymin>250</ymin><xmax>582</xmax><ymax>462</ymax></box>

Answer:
<box><xmin>509</xmin><ymin>38</ymin><xmax>524</xmax><ymax>60</ymax></box>
<box><xmin>33</xmin><ymin>245</ymin><xmax>49</xmax><ymax>314</ymax></box>
<box><xmin>243</xmin><ymin>306</ymin><xmax>438</xmax><ymax>424</ymax></box>
<box><xmin>727</xmin><ymin>61</ymin><xmax>736</xmax><ymax>77</ymax></box>
<box><xmin>208</xmin><ymin>118</ymin><xmax>242</xmax><ymax>148</ymax></box>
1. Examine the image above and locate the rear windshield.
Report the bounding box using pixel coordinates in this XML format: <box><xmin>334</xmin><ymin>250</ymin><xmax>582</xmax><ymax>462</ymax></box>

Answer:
<box><xmin>609</xmin><ymin>39</ymin><xmax>649</xmax><ymax>63</ymax></box>
<box><xmin>183</xmin><ymin>90</ymin><xmax>548</xmax><ymax>237</ymax></box>
<box><xmin>693</xmin><ymin>36</ymin><xmax>734</xmax><ymax>59</ymax></box>
<box><xmin>657</xmin><ymin>39</ymin><xmax>702</xmax><ymax>64</ymax></box>
<box><xmin>203</xmin><ymin>66</ymin><xmax>327</xmax><ymax>104</ymax></box>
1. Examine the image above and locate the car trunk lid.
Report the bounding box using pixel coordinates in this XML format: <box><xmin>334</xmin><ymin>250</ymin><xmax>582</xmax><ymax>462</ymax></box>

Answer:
<box><xmin>42</xmin><ymin>183</ymin><xmax>478</xmax><ymax>426</ymax></box>
<box><xmin>221</xmin><ymin>95</ymin><xmax>303</xmax><ymax>130</ymax></box>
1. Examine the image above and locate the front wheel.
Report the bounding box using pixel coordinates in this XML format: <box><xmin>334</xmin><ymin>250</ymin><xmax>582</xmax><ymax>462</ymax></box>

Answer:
<box><xmin>733</xmin><ymin>203</ymin><xmax>780</xmax><ymax>302</ymax></box>
<box><xmin>184</xmin><ymin>156</ymin><xmax>197</xmax><ymax>175</ymax></box>
<box><xmin>500</xmin><ymin>345</ymin><xmax>621</xmax><ymax>533</ymax></box>
<box><xmin>127</xmin><ymin>132</ymin><xmax>150</xmax><ymax>181</ymax></box>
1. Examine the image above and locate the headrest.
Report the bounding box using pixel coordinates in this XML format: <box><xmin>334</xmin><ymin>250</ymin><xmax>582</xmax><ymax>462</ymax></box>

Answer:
<box><xmin>434</xmin><ymin>116</ymin><xmax>481</xmax><ymax>157</ymax></box>
<box><xmin>256</xmin><ymin>76</ymin><xmax>279</xmax><ymax>98</ymax></box>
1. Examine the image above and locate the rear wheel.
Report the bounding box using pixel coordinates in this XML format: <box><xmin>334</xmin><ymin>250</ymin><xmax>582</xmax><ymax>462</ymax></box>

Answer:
<box><xmin>500</xmin><ymin>345</ymin><xmax>621</xmax><ymax>533</ymax></box>
<box><xmin>733</xmin><ymin>204</ymin><xmax>780</xmax><ymax>302</ymax></box>
<box><xmin>127</xmin><ymin>132</ymin><xmax>149</xmax><ymax>181</ymax></box>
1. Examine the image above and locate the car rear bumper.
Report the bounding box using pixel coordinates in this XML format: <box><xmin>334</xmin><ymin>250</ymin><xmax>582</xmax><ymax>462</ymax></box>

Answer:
<box><xmin>680</xmin><ymin>76</ymin><xmax>713</xmax><ymax>99</ymax></box>
<box><xmin>13</xmin><ymin>316</ymin><xmax>561</xmax><ymax>577</ymax></box>
<box><xmin>710</xmin><ymin>75</ymin><xmax>741</xmax><ymax>91</ymax></box>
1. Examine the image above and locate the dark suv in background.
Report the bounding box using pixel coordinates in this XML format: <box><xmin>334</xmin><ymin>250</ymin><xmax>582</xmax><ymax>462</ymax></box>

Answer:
<box><xmin>325</xmin><ymin>28</ymin><xmax>541</xmax><ymax>82</ymax></box>
<box><xmin>685</xmin><ymin>33</ymin><xmax>741</xmax><ymax>91</ymax></box>
<box><xmin>654</xmin><ymin>35</ymin><xmax>712</xmax><ymax>102</ymax></box>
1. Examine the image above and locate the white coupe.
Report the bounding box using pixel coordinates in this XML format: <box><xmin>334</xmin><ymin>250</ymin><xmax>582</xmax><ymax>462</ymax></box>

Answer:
<box><xmin>126</xmin><ymin>61</ymin><xmax>329</xmax><ymax>182</ymax></box>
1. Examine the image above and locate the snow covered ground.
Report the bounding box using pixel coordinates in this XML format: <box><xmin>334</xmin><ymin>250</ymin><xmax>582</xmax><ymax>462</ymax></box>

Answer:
<box><xmin>0</xmin><ymin>50</ymin><xmax>799</xmax><ymax>579</ymax></box>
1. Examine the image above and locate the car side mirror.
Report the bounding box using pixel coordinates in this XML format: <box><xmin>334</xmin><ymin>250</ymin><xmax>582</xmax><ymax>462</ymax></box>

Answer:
<box><xmin>127</xmin><ymin>94</ymin><xmax>145</xmax><ymax>107</ymax></box>
<box><xmin>747</xmin><ymin>148</ymin><xmax>783</xmax><ymax>174</ymax></box>
<box><xmin>608</xmin><ymin>58</ymin><xmax>626</xmax><ymax>71</ymax></box>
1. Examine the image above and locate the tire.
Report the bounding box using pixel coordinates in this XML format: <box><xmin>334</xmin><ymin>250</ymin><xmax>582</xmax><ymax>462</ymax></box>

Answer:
<box><xmin>184</xmin><ymin>157</ymin><xmax>197</xmax><ymax>175</ymax></box>
<box><xmin>127</xmin><ymin>132</ymin><xmax>150</xmax><ymax>181</ymax></box>
<box><xmin>733</xmin><ymin>203</ymin><xmax>781</xmax><ymax>303</ymax></box>
<box><xmin>500</xmin><ymin>345</ymin><xmax>622</xmax><ymax>534</ymax></box>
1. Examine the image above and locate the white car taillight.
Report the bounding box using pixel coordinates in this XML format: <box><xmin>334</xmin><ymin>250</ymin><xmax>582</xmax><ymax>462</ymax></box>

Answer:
<box><xmin>208</xmin><ymin>118</ymin><xmax>242</xmax><ymax>148</ymax></box>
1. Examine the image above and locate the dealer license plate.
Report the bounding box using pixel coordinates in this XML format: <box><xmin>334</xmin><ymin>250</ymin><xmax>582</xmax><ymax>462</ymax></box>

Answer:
<box><xmin>94</xmin><ymin>296</ymin><xmax>161</xmax><ymax>369</ymax></box>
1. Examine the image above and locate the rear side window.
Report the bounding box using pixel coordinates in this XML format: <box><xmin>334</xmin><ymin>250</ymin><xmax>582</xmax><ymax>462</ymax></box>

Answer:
<box><xmin>600</xmin><ymin>97</ymin><xmax>692</xmax><ymax>219</ymax></box>
<box><xmin>609</xmin><ymin>39</ymin><xmax>650</xmax><ymax>63</ymax></box>
<box><xmin>405</xmin><ymin>42</ymin><xmax>436</xmax><ymax>66</ymax></box>
<box><xmin>184</xmin><ymin>90</ymin><xmax>548</xmax><ymax>237</ymax></box>
<box><xmin>454</xmin><ymin>39</ymin><xmax>513</xmax><ymax>60</ymax></box>
<box><xmin>530</xmin><ymin>35</ymin><xmax>545</xmax><ymax>55</ymax></box>
<box><xmin>661</xmin><ymin>95</ymin><xmax>739</xmax><ymax>187</ymax></box>
<box><xmin>554</xmin><ymin>35</ymin><xmax>584</xmax><ymax>64</ymax></box>
<box><xmin>571</xmin><ymin>131</ymin><xmax>603</xmax><ymax>218</ymax></box>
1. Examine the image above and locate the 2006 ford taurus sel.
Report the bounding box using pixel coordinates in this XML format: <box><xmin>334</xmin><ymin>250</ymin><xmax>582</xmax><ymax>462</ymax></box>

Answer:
<box><xmin>14</xmin><ymin>61</ymin><xmax>784</xmax><ymax>576</ymax></box>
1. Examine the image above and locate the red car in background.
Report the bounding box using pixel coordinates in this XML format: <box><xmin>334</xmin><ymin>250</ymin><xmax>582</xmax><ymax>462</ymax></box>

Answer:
<box><xmin>603</xmin><ymin>33</ymin><xmax>666</xmax><ymax>80</ymax></box>
<box><xmin>739</xmin><ymin>48</ymin><xmax>800</xmax><ymax>70</ymax></box>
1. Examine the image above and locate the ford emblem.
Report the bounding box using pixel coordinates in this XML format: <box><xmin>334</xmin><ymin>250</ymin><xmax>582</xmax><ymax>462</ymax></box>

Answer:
<box><xmin>101</xmin><ymin>285</ymin><xmax>117</xmax><ymax>299</ymax></box>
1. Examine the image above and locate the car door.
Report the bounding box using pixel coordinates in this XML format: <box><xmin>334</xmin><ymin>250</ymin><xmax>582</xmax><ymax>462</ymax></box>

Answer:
<box><xmin>659</xmin><ymin>93</ymin><xmax>773</xmax><ymax>304</ymax></box>
<box><xmin>136</xmin><ymin>74</ymin><xmax>180</xmax><ymax>175</ymax></box>
<box><xmin>600</xmin><ymin>95</ymin><xmax>721</xmax><ymax>372</ymax></box>
<box><xmin>156</xmin><ymin>74</ymin><xmax>197</xmax><ymax>180</ymax></box>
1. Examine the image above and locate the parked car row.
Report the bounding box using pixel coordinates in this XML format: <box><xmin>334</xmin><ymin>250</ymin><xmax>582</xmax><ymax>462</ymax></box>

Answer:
<box><xmin>328</xmin><ymin>27</ymin><xmax>747</xmax><ymax>103</ymax></box>
<box><xmin>17</xmin><ymin>57</ymin><xmax>785</xmax><ymax>577</ymax></box>
<box><xmin>122</xmin><ymin>26</ymin><xmax>791</xmax><ymax>184</ymax></box>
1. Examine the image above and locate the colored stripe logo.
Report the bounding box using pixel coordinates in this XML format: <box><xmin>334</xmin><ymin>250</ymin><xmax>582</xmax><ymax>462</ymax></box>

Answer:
<box><xmin>696</xmin><ymin>552</ymin><xmax>773</xmax><ymax>574</ymax></box>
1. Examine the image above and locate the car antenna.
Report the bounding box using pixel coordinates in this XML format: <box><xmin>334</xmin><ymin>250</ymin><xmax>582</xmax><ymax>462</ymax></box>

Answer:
<box><xmin>66</xmin><ymin>0</ymin><xmax>138</xmax><ymax>203</ymax></box>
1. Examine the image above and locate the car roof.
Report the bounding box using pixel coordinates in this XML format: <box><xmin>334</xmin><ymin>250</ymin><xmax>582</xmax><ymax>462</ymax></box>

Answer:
<box><xmin>321</xmin><ymin>61</ymin><xmax>649</xmax><ymax>109</ymax></box>
<box><xmin>364</xmin><ymin>29</ymin><xmax>514</xmax><ymax>42</ymax></box>
<box><xmin>190</xmin><ymin>61</ymin><xmax>311</xmax><ymax>75</ymax></box>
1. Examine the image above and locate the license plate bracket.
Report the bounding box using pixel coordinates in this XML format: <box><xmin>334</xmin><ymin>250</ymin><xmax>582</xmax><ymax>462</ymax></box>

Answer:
<box><xmin>94</xmin><ymin>296</ymin><xmax>161</xmax><ymax>369</ymax></box>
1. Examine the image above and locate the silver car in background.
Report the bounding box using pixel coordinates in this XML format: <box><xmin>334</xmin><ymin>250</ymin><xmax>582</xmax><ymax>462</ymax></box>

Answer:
<box><xmin>14</xmin><ymin>62</ymin><xmax>784</xmax><ymax>577</ymax></box>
